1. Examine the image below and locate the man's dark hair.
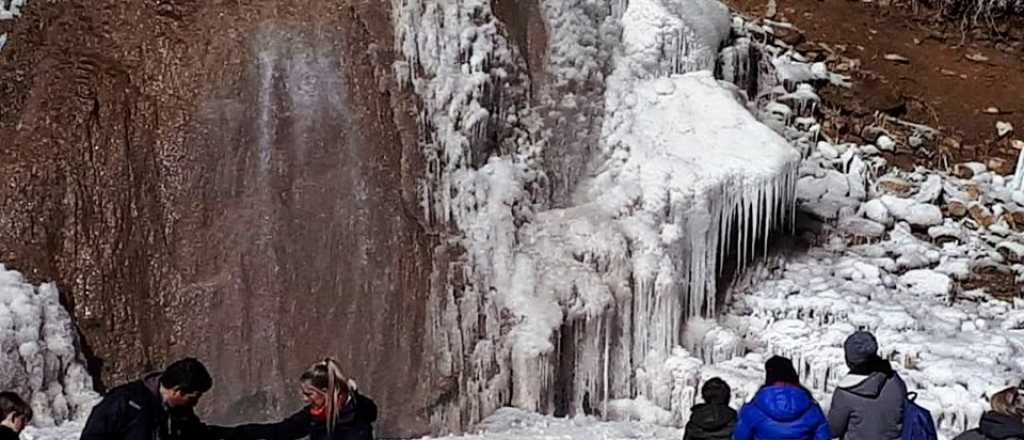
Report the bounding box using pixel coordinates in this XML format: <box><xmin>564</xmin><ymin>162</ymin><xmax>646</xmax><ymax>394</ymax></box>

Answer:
<box><xmin>701</xmin><ymin>377</ymin><xmax>731</xmax><ymax>405</ymax></box>
<box><xmin>159</xmin><ymin>358</ymin><xmax>213</xmax><ymax>394</ymax></box>
<box><xmin>0</xmin><ymin>392</ymin><xmax>32</xmax><ymax>422</ymax></box>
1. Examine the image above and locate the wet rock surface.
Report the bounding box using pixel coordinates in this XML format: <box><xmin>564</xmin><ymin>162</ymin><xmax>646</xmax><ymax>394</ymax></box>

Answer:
<box><xmin>0</xmin><ymin>2</ymin><xmax>432</xmax><ymax>436</ymax></box>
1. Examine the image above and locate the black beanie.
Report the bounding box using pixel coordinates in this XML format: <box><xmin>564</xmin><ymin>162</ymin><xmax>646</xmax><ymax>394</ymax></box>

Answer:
<box><xmin>764</xmin><ymin>355</ymin><xmax>801</xmax><ymax>386</ymax></box>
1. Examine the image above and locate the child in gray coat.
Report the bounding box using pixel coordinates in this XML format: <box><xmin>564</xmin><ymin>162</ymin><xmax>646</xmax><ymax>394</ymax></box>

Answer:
<box><xmin>828</xmin><ymin>331</ymin><xmax>907</xmax><ymax>440</ymax></box>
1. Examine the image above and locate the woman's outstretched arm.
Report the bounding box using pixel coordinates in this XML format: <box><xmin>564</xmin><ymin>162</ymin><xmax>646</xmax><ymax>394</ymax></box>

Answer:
<box><xmin>224</xmin><ymin>408</ymin><xmax>314</xmax><ymax>440</ymax></box>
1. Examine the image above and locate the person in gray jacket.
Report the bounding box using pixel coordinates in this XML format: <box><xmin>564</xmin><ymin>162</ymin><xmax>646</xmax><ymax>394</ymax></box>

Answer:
<box><xmin>954</xmin><ymin>386</ymin><xmax>1024</xmax><ymax>440</ymax></box>
<box><xmin>828</xmin><ymin>331</ymin><xmax>907</xmax><ymax>440</ymax></box>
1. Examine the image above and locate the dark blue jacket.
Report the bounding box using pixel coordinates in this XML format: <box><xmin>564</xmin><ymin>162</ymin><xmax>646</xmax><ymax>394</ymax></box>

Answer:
<box><xmin>734</xmin><ymin>385</ymin><xmax>830</xmax><ymax>440</ymax></box>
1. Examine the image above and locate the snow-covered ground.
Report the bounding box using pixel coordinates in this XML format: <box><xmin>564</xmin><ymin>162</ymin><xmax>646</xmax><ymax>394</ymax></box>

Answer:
<box><xmin>419</xmin><ymin>408</ymin><xmax>683</xmax><ymax>440</ymax></box>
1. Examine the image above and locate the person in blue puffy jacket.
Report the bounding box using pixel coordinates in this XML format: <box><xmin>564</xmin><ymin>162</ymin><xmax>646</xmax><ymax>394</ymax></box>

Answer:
<box><xmin>734</xmin><ymin>356</ymin><xmax>830</xmax><ymax>440</ymax></box>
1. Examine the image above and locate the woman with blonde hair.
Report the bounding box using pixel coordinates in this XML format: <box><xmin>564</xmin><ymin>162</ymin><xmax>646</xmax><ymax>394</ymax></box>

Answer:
<box><xmin>227</xmin><ymin>358</ymin><xmax>377</xmax><ymax>440</ymax></box>
<box><xmin>954</xmin><ymin>386</ymin><xmax>1024</xmax><ymax>440</ymax></box>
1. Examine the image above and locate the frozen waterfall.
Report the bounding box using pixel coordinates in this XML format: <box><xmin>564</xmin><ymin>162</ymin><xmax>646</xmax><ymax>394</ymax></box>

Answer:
<box><xmin>392</xmin><ymin>0</ymin><xmax>799</xmax><ymax>432</ymax></box>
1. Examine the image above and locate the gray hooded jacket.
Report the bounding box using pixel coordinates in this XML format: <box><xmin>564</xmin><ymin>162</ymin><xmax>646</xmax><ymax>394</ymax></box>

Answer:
<box><xmin>827</xmin><ymin>366</ymin><xmax>907</xmax><ymax>440</ymax></box>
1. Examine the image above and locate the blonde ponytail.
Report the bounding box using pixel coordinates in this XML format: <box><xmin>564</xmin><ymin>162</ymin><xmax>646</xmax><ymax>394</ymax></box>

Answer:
<box><xmin>301</xmin><ymin>357</ymin><xmax>356</xmax><ymax>434</ymax></box>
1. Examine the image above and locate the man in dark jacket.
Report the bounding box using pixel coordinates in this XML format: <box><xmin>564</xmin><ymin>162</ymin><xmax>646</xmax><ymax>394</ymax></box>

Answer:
<box><xmin>954</xmin><ymin>386</ymin><xmax>1024</xmax><ymax>440</ymax></box>
<box><xmin>80</xmin><ymin>358</ymin><xmax>225</xmax><ymax>440</ymax></box>
<box><xmin>828</xmin><ymin>331</ymin><xmax>907</xmax><ymax>440</ymax></box>
<box><xmin>0</xmin><ymin>392</ymin><xmax>32</xmax><ymax>440</ymax></box>
<box><xmin>685</xmin><ymin>377</ymin><xmax>736</xmax><ymax>440</ymax></box>
<box><xmin>955</xmin><ymin>411</ymin><xmax>1024</xmax><ymax>440</ymax></box>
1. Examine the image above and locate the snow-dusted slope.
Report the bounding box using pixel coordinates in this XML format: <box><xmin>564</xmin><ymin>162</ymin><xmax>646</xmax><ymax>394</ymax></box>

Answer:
<box><xmin>0</xmin><ymin>265</ymin><xmax>98</xmax><ymax>428</ymax></box>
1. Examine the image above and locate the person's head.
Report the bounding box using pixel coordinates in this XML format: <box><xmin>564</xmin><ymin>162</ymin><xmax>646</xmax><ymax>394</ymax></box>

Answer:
<box><xmin>764</xmin><ymin>356</ymin><xmax>801</xmax><ymax>386</ymax></box>
<box><xmin>299</xmin><ymin>358</ymin><xmax>357</xmax><ymax>432</ymax></box>
<box><xmin>990</xmin><ymin>387</ymin><xmax>1024</xmax><ymax>420</ymax></box>
<box><xmin>843</xmin><ymin>331</ymin><xmax>879</xmax><ymax>370</ymax></box>
<box><xmin>159</xmin><ymin>358</ymin><xmax>213</xmax><ymax>408</ymax></box>
<box><xmin>0</xmin><ymin>392</ymin><xmax>32</xmax><ymax>433</ymax></box>
<box><xmin>701</xmin><ymin>377</ymin><xmax>731</xmax><ymax>405</ymax></box>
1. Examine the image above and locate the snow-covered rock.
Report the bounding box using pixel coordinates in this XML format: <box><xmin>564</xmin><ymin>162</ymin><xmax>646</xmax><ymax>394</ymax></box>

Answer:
<box><xmin>880</xmin><ymin>195</ymin><xmax>943</xmax><ymax>227</ymax></box>
<box><xmin>817</xmin><ymin>141</ymin><xmax>839</xmax><ymax>159</ymax></box>
<box><xmin>968</xmin><ymin>202</ymin><xmax>996</xmax><ymax>227</ymax></box>
<box><xmin>997</xmin><ymin>121</ymin><xmax>1014</xmax><ymax>138</ymax></box>
<box><xmin>996</xmin><ymin>241</ymin><xmax>1024</xmax><ymax>264</ymax></box>
<box><xmin>955</xmin><ymin>162</ymin><xmax>988</xmax><ymax>179</ymax></box>
<box><xmin>877</xmin><ymin>135</ymin><xmax>896</xmax><ymax>152</ymax></box>
<box><xmin>839</xmin><ymin>216</ymin><xmax>886</xmax><ymax>238</ymax></box>
<box><xmin>915</xmin><ymin>174</ymin><xmax>943</xmax><ymax>204</ymax></box>
<box><xmin>861</xmin><ymin>198</ymin><xmax>893</xmax><ymax>226</ymax></box>
<box><xmin>898</xmin><ymin>269</ymin><xmax>953</xmax><ymax>297</ymax></box>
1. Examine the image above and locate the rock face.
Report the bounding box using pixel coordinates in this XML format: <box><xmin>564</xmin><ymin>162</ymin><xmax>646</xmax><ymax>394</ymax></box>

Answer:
<box><xmin>0</xmin><ymin>2</ymin><xmax>432</xmax><ymax>436</ymax></box>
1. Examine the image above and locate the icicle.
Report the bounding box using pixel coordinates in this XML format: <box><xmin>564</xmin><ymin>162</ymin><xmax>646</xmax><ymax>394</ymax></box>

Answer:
<box><xmin>602</xmin><ymin>313</ymin><xmax>610</xmax><ymax>419</ymax></box>
<box><xmin>1011</xmin><ymin>148</ymin><xmax>1024</xmax><ymax>191</ymax></box>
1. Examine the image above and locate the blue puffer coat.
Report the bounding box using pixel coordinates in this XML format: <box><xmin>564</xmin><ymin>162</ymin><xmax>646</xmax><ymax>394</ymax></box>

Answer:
<box><xmin>734</xmin><ymin>384</ymin><xmax>830</xmax><ymax>440</ymax></box>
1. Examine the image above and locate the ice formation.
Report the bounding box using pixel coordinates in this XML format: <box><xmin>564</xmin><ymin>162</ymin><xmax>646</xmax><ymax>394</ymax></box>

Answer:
<box><xmin>393</xmin><ymin>0</ymin><xmax>799</xmax><ymax>432</ymax></box>
<box><xmin>0</xmin><ymin>265</ymin><xmax>98</xmax><ymax>428</ymax></box>
<box><xmin>392</xmin><ymin>0</ymin><xmax>1024</xmax><ymax>435</ymax></box>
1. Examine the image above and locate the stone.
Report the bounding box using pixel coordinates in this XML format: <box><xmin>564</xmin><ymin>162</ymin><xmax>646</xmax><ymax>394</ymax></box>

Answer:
<box><xmin>817</xmin><ymin>141</ymin><xmax>839</xmax><ymax>159</ymax></box>
<box><xmin>989</xmin><ymin>157</ymin><xmax>1012</xmax><ymax>175</ymax></box>
<box><xmin>880</xmin><ymin>195</ymin><xmax>943</xmax><ymax>227</ymax></box>
<box><xmin>997</xmin><ymin>121</ymin><xmax>1014</xmax><ymax>138</ymax></box>
<box><xmin>913</xmin><ymin>174</ymin><xmax>942</xmax><ymax>204</ymax></box>
<box><xmin>961</xmin><ymin>182</ymin><xmax>983</xmax><ymax>200</ymax></box>
<box><xmin>1007</xmin><ymin>206</ymin><xmax>1024</xmax><ymax>229</ymax></box>
<box><xmin>877</xmin><ymin>135</ymin><xmax>896</xmax><ymax>152</ymax></box>
<box><xmin>954</xmin><ymin>162</ymin><xmax>987</xmax><ymax>179</ymax></box>
<box><xmin>860</xmin><ymin>145</ymin><xmax>881</xmax><ymax>155</ymax></box>
<box><xmin>839</xmin><ymin>216</ymin><xmax>887</xmax><ymax>238</ymax></box>
<box><xmin>775</xmin><ymin>27</ymin><xmax>806</xmax><ymax>46</ymax></box>
<box><xmin>928</xmin><ymin>224</ymin><xmax>963</xmax><ymax>244</ymax></box>
<box><xmin>862</xmin><ymin>198</ymin><xmax>893</xmax><ymax>225</ymax></box>
<box><xmin>996</xmin><ymin>241</ymin><xmax>1024</xmax><ymax>264</ymax></box>
<box><xmin>861</xmin><ymin>126</ymin><xmax>887</xmax><ymax>143</ymax></box>
<box><xmin>942</xmin><ymin>200</ymin><xmax>966</xmax><ymax>218</ymax></box>
<box><xmin>875</xmin><ymin>176</ymin><xmax>915</xmax><ymax>197</ymax></box>
<box><xmin>904</xmin><ymin>203</ymin><xmax>944</xmax><ymax>227</ymax></box>
<box><xmin>965</xmin><ymin>52</ymin><xmax>990</xmax><ymax>63</ymax></box>
<box><xmin>883</xmin><ymin>53</ymin><xmax>910</xmax><ymax>63</ymax></box>
<box><xmin>969</xmin><ymin>201</ymin><xmax>996</xmax><ymax>227</ymax></box>
<box><xmin>797</xmin><ymin>176</ymin><xmax>829</xmax><ymax>201</ymax></box>
<box><xmin>823</xmin><ymin>169</ymin><xmax>851</xmax><ymax>198</ymax></box>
